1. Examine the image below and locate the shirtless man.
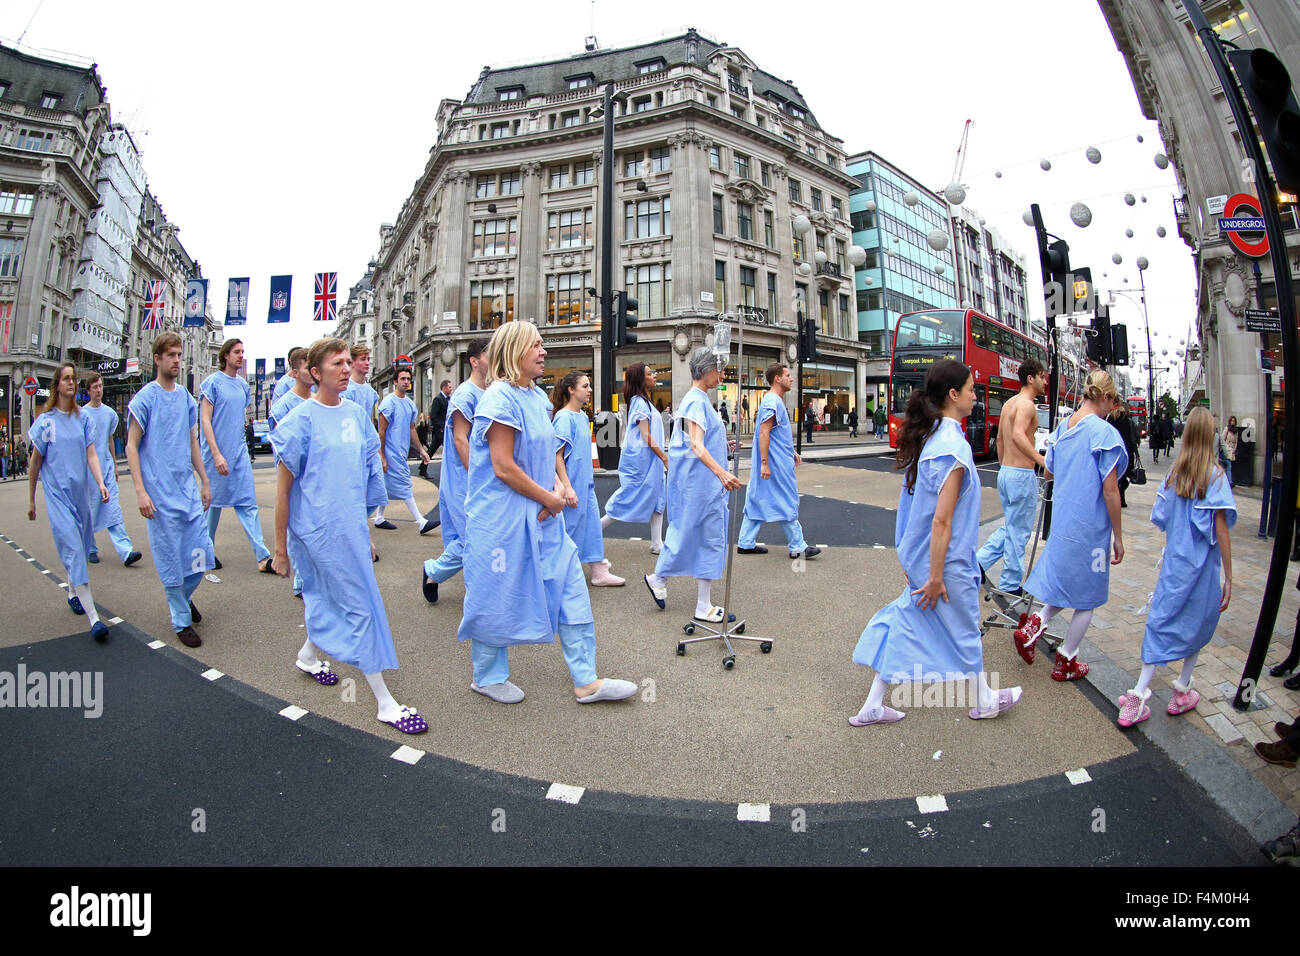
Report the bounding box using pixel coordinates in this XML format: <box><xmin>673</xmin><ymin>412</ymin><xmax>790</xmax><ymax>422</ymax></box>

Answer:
<box><xmin>976</xmin><ymin>359</ymin><xmax>1048</xmax><ymax>594</ymax></box>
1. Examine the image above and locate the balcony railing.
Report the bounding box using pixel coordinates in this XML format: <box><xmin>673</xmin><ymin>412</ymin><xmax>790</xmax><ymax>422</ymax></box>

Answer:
<box><xmin>737</xmin><ymin>306</ymin><xmax>770</xmax><ymax>325</ymax></box>
<box><xmin>816</xmin><ymin>262</ymin><xmax>842</xmax><ymax>279</ymax></box>
<box><xmin>728</xmin><ymin>77</ymin><xmax>749</xmax><ymax>98</ymax></box>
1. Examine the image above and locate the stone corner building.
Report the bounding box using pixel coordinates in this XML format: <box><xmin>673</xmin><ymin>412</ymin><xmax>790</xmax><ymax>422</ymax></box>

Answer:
<box><xmin>365</xmin><ymin>29</ymin><xmax>866</xmax><ymax>421</ymax></box>
<box><xmin>1098</xmin><ymin>0</ymin><xmax>1300</xmax><ymax>484</ymax></box>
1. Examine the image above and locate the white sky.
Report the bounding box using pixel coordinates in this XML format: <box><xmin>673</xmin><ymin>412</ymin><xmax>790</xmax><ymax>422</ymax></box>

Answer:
<box><xmin>5</xmin><ymin>0</ymin><xmax>1196</xmax><ymax>389</ymax></box>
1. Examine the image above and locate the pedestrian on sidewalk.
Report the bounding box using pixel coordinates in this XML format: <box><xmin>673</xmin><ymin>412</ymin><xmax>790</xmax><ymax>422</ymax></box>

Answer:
<box><xmin>374</xmin><ymin>368</ymin><xmax>437</xmax><ymax>534</ymax></box>
<box><xmin>848</xmin><ymin>408</ymin><xmax>858</xmax><ymax>438</ymax></box>
<box><xmin>269</xmin><ymin>337</ymin><xmax>427</xmax><ymax>735</ymax></box>
<box><xmin>82</xmin><ymin>372</ymin><xmax>142</xmax><ymax>568</ymax></box>
<box><xmin>200</xmin><ymin>338</ymin><xmax>275</xmax><ymax>575</ymax></box>
<box><xmin>741</xmin><ymin>395</ymin><xmax>750</xmax><ymax>436</ymax></box>
<box><xmin>457</xmin><ymin>322</ymin><xmax>637</xmax><ymax>706</ymax></box>
<box><xmin>1016</xmin><ymin>370</ymin><xmax>1127</xmax><ymax>680</ymax></box>
<box><xmin>601</xmin><ymin>362</ymin><xmax>667</xmax><ymax>554</ymax></box>
<box><xmin>427</xmin><ymin>380</ymin><xmax>451</xmax><ymax>460</ymax></box>
<box><xmin>1220</xmin><ymin>415</ymin><xmax>1238</xmax><ymax>486</ymax></box>
<box><xmin>552</xmin><ymin>371</ymin><xmax>625</xmax><ymax>587</ymax></box>
<box><xmin>737</xmin><ymin>363</ymin><xmax>819</xmax><ymax>561</ymax></box>
<box><xmin>421</xmin><ymin>340</ymin><xmax>488</xmax><ymax>604</ymax></box>
<box><xmin>27</xmin><ymin>362</ymin><xmax>113</xmax><ymax>643</ymax></box>
<box><xmin>416</xmin><ymin>414</ymin><xmax>430</xmax><ymax>477</ymax></box>
<box><xmin>126</xmin><ymin>333</ymin><xmax>214</xmax><ymax>649</ymax></box>
<box><xmin>1150</xmin><ymin>410</ymin><xmax>1164</xmax><ymax>463</ymax></box>
<box><xmin>644</xmin><ymin>347</ymin><xmax>743</xmax><ymax>623</ymax></box>
<box><xmin>1110</xmin><ymin>404</ymin><xmax>1140</xmax><ymax>509</ymax></box>
<box><xmin>1117</xmin><ymin>407</ymin><xmax>1234</xmax><ymax>727</ymax></box>
<box><xmin>805</xmin><ymin>401</ymin><xmax>817</xmax><ymax>444</ymax></box>
<box><xmin>850</xmin><ymin>359</ymin><xmax>1022</xmax><ymax>724</ymax></box>
<box><xmin>874</xmin><ymin>404</ymin><xmax>888</xmax><ymax>440</ymax></box>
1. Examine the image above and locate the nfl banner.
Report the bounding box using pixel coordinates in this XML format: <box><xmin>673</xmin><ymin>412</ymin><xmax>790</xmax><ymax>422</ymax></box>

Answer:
<box><xmin>225</xmin><ymin>277</ymin><xmax>250</xmax><ymax>326</ymax></box>
<box><xmin>184</xmin><ymin>279</ymin><xmax>208</xmax><ymax>328</ymax></box>
<box><xmin>313</xmin><ymin>272</ymin><xmax>338</xmax><ymax>323</ymax></box>
<box><xmin>268</xmin><ymin>274</ymin><xmax>292</xmax><ymax>324</ymax></box>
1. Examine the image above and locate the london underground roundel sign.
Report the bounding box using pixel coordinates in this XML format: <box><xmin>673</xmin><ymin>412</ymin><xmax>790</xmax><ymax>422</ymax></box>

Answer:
<box><xmin>1220</xmin><ymin>193</ymin><xmax>1269</xmax><ymax>258</ymax></box>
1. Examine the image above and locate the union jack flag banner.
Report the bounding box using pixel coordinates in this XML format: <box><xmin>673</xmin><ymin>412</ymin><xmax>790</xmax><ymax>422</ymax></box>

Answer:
<box><xmin>143</xmin><ymin>280</ymin><xmax>165</xmax><ymax>331</ymax></box>
<box><xmin>314</xmin><ymin>272</ymin><xmax>338</xmax><ymax>323</ymax></box>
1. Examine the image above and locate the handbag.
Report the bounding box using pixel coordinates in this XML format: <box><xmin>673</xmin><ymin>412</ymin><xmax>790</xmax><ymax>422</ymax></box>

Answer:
<box><xmin>1128</xmin><ymin>463</ymin><xmax>1147</xmax><ymax>485</ymax></box>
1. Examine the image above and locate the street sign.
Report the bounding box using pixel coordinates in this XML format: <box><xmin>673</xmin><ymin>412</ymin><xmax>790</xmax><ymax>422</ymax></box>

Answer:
<box><xmin>125</xmin><ymin>357</ymin><xmax>139</xmax><ymax>376</ymax></box>
<box><xmin>1245</xmin><ymin>309</ymin><xmax>1282</xmax><ymax>333</ymax></box>
<box><xmin>22</xmin><ymin>376</ymin><xmax>38</xmax><ymax>396</ymax></box>
<box><xmin>1219</xmin><ymin>193</ymin><xmax>1270</xmax><ymax>258</ymax></box>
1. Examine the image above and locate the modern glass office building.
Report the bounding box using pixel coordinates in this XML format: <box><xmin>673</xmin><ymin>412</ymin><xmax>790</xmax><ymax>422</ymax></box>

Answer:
<box><xmin>847</xmin><ymin>152</ymin><xmax>958</xmax><ymax>410</ymax></box>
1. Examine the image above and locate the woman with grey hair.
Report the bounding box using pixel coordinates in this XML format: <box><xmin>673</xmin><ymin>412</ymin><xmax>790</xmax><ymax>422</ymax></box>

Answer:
<box><xmin>645</xmin><ymin>347</ymin><xmax>742</xmax><ymax>620</ymax></box>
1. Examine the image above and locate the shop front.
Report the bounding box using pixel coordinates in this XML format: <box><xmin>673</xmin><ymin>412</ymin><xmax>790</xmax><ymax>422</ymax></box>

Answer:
<box><xmin>612</xmin><ymin>346</ymin><xmax>673</xmax><ymax>414</ymax></box>
<box><xmin>800</xmin><ymin>357</ymin><xmax>858</xmax><ymax>432</ymax></box>
<box><xmin>718</xmin><ymin>346</ymin><xmax>781</xmax><ymax>435</ymax></box>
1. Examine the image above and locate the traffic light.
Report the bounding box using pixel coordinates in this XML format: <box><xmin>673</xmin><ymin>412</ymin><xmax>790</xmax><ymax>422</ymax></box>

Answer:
<box><xmin>1228</xmin><ymin>48</ymin><xmax>1300</xmax><ymax>194</ymax></box>
<box><xmin>1041</xmin><ymin>238</ymin><xmax>1071</xmax><ymax>318</ymax></box>
<box><xmin>1110</xmin><ymin>322</ymin><xmax>1129</xmax><ymax>367</ymax></box>
<box><xmin>614</xmin><ymin>291</ymin><xmax>638</xmax><ymax>348</ymax></box>
<box><xmin>1087</xmin><ymin>303</ymin><xmax>1111</xmax><ymax>365</ymax></box>
<box><xmin>798</xmin><ymin>316</ymin><xmax>819</xmax><ymax>363</ymax></box>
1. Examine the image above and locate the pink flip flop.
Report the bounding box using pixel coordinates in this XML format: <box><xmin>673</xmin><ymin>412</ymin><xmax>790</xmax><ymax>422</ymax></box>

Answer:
<box><xmin>969</xmin><ymin>687</ymin><xmax>1023</xmax><ymax>720</ymax></box>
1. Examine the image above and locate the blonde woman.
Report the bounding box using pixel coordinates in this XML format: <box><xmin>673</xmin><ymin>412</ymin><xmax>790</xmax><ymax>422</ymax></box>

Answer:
<box><xmin>1016</xmin><ymin>370</ymin><xmax>1128</xmax><ymax>680</ymax></box>
<box><xmin>456</xmin><ymin>322</ymin><xmax>636</xmax><ymax>705</ymax></box>
<box><xmin>1220</xmin><ymin>415</ymin><xmax>1238</xmax><ymax>488</ymax></box>
<box><xmin>1118</xmin><ymin>407</ymin><xmax>1234</xmax><ymax>726</ymax></box>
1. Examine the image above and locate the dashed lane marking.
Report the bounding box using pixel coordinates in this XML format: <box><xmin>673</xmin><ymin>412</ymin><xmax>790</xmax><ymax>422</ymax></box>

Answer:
<box><xmin>737</xmin><ymin>802</ymin><xmax>771</xmax><ymax>822</ymax></box>
<box><xmin>108</xmin><ymin>617</ymin><xmax>123</xmax><ymax>625</ymax></box>
<box><xmin>200</xmin><ymin>668</ymin><xmax>224</xmax><ymax>681</ymax></box>
<box><xmin>916</xmin><ymin>794</ymin><xmax>949</xmax><ymax>814</ymax></box>
<box><xmin>1065</xmin><ymin>768</ymin><xmax>1092</xmax><ymax>785</ymax></box>
<box><xmin>545</xmin><ymin>782</ymin><xmax>585</xmax><ymax>805</ymax></box>
<box><xmin>279</xmin><ymin>705</ymin><xmax>308</xmax><ymax>721</ymax></box>
<box><xmin>391</xmin><ymin>745</ymin><xmax>424</xmax><ymax>765</ymax></box>
<box><xmin>147</xmin><ymin>640</ymin><xmax>166</xmax><ymax>649</ymax></box>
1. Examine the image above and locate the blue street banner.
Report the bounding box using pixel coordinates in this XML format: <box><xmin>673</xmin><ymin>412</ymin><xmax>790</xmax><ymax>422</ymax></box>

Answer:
<box><xmin>183</xmin><ymin>279</ymin><xmax>208</xmax><ymax>328</ymax></box>
<box><xmin>274</xmin><ymin>357</ymin><xmax>286</xmax><ymax>377</ymax></box>
<box><xmin>255</xmin><ymin>358</ymin><xmax>266</xmax><ymax>381</ymax></box>
<box><xmin>226</xmin><ymin>277</ymin><xmax>250</xmax><ymax>326</ymax></box>
<box><xmin>268</xmin><ymin>274</ymin><xmax>292</xmax><ymax>323</ymax></box>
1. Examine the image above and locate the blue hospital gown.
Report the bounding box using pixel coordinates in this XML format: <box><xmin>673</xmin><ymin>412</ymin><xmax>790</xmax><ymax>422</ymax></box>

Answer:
<box><xmin>554</xmin><ymin>408</ymin><xmax>604</xmax><ymax>563</ymax></box>
<box><xmin>853</xmin><ymin>417</ymin><xmax>984</xmax><ymax>682</ymax></box>
<box><xmin>343</xmin><ymin>381</ymin><xmax>379</xmax><ymax>420</ymax></box>
<box><xmin>1024</xmin><ymin>414</ymin><xmax>1128</xmax><ymax>610</ymax></box>
<box><xmin>604</xmin><ymin>395</ymin><xmax>666</xmax><ymax>522</ymax></box>
<box><xmin>127</xmin><ymin>383</ymin><xmax>214</xmax><ymax>588</ymax></box>
<box><xmin>199</xmin><ymin>371</ymin><xmax>257</xmax><ymax>508</ymax></box>
<box><xmin>743</xmin><ymin>393</ymin><xmax>799</xmax><ymax>523</ymax></box>
<box><xmin>655</xmin><ymin>387</ymin><xmax>728</xmax><ymax>580</ymax></box>
<box><xmin>271</xmin><ymin>372</ymin><xmax>296</xmax><ymax>404</ymax></box>
<box><xmin>437</xmin><ymin>380</ymin><xmax>483</xmax><ymax>548</ymax></box>
<box><xmin>29</xmin><ymin>408</ymin><xmax>96</xmax><ymax>588</ymax></box>
<box><xmin>270</xmin><ymin>398</ymin><xmax>394</xmax><ymax>672</ymax></box>
<box><xmin>269</xmin><ymin>388</ymin><xmax>307</xmax><ymax>433</ymax></box>
<box><xmin>457</xmin><ymin>382</ymin><xmax>592</xmax><ymax>647</ymax></box>
<box><xmin>377</xmin><ymin>393</ymin><xmax>417</xmax><ymax>500</ymax></box>
<box><xmin>81</xmin><ymin>403</ymin><xmax>124</xmax><ymax>532</ymax></box>
<box><xmin>1141</xmin><ymin>471</ymin><xmax>1236</xmax><ymax>665</ymax></box>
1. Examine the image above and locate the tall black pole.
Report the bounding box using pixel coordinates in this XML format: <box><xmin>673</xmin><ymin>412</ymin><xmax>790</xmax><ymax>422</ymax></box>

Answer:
<box><xmin>1139</xmin><ymin>268</ymin><xmax>1154</xmax><ymax>410</ymax></box>
<box><xmin>1183</xmin><ymin>4</ymin><xmax>1300</xmax><ymax>709</ymax></box>
<box><xmin>598</xmin><ymin>81</ymin><xmax>616</xmax><ymax>415</ymax></box>
<box><xmin>795</xmin><ymin>308</ymin><xmax>804</xmax><ymax>456</ymax></box>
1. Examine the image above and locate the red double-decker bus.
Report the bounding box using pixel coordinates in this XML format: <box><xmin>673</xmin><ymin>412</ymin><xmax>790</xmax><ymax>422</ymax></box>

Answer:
<box><xmin>1126</xmin><ymin>396</ymin><xmax>1148</xmax><ymax>438</ymax></box>
<box><xmin>887</xmin><ymin>308</ymin><xmax>1058</xmax><ymax>456</ymax></box>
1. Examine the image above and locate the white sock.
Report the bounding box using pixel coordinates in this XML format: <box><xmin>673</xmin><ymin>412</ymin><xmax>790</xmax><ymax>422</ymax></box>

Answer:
<box><xmin>1177</xmin><ymin>653</ymin><xmax>1199</xmax><ymax>690</ymax></box>
<box><xmin>298</xmin><ymin>639</ymin><xmax>322</xmax><ymax>667</ymax></box>
<box><xmin>650</xmin><ymin>512</ymin><xmax>664</xmax><ymax>549</ymax></box>
<box><xmin>73</xmin><ymin>583</ymin><xmax>99</xmax><ymax>626</ymax></box>
<box><xmin>403</xmin><ymin>498</ymin><xmax>423</xmax><ymax>523</ymax></box>
<box><xmin>365</xmin><ymin>672</ymin><xmax>400</xmax><ymax>720</ymax></box>
<box><xmin>1060</xmin><ymin>608</ymin><xmax>1093</xmax><ymax>658</ymax></box>
<box><xmin>1133</xmin><ymin>662</ymin><xmax>1157</xmax><ymax>696</ymax></box>
<box><xmin>695</xmin><ymin>577</ymin><xmax>713</xmax><ymax>614</ymax></box>
<box><xmin>858</xmin><ymin>675</ymin><xmax>888</xmax><ymax>717</ymax></box>
<box><xmin>373</xmin><ymin>505</ymin><xmax>387</xmax><ymax>524</ymax></box>
<box><xmin>1040</xmin><ymin>604</ymin><xmax>1063</xmax><ymax>626</ymax></box>
<box><xmin>601</xmin><ymin>514</ymin><xmax>615</xmax><ymax>529</ymax></box>
<box><xmin>974</xmin><ymin>671</ymin><xmax>998</xmax><ymax>710</ymax></box>
<box><xmin>646</xmin><ymin>572</ymin><xmax>666</xmax><ymax>589</ymax></box>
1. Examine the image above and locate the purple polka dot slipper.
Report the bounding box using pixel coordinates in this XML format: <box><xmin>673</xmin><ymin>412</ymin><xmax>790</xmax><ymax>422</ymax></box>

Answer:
<box><xmin>295</xmin><ymin>659</ymin><xmax>339</xmax><ymax>686</ymax></box>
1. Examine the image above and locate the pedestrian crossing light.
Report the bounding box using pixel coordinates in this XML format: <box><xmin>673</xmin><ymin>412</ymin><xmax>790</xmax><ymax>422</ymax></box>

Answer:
<box><xmin>798</xmin><ymin>316</ymin><xmax>819</xmax><ymax>363</ymax></box>
<box><xmin>614</xmin><ymin>291</ymin><xmax>638</xmax><ymax>348</ymax></box>
<box><xmin>1087</xmin><ymin>302</ymin><xmax>1111</xmax><ymax>365</ymax></box>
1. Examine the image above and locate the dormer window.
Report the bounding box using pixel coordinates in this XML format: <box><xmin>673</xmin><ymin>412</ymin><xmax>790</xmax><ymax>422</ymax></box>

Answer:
<box><xmin>566</xmin><ymin>74</ymin><xmax>595</xmax><ymax>90</ymax></box>
<box><xmin>40</xmin><ymin>91</ymin><xmax>61</xmax><ymax>109</ymax></box>
<box><xmin>0</xmin><ymin>82</ymin><xmax>10</xmax><ymax>100</ymax></box>
<box><xmin>635</xmin><ymin>58</ymin><xmax>666</xmax><ymax>74</ymax></box>
<box><xmin>497</xmin><ymin>87</ymin><xmax>523</xmax><ymax>102</ymax></box>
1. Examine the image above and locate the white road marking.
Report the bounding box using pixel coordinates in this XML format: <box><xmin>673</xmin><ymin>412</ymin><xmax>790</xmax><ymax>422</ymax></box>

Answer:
<box><xmin>916</xmin><ymin>794</ymin><xmax>949</xmax><ymax>814</ymax></box>
<box><xmin>545</xmin><ymin>782</ymin><xmax>585</xmax><ymax>805</ymax></box>
<box><xmin>391</xmin><ymin>745</ymin><xmax>424</xmax><ymax>765</ymax></box>
<box><xmin>200</xmin><ymin>668</ymin><xmax>224</xmax><ymax>681</ymax></box>
<box><xmin>737</xmin><ymin>802</ymin><xmax>771</xmax><ymax>822</ymax></box>
<box><xmin>279</xmin><ymin>705</ymin><xmax>308</xmax><ymax>721</ymax></box>
<box><xmin>1065</xmin><ymin>768</ymin><xmax>1092</xmax><ymax>786</ymax></box>
<box><xmin>147</xmin><ymin>640</ymin><xmax>166</xmax><ymax>649</ymax></box>
<box><xmin>108</xmin><ymin>617</ymin><xmax>123</xmax><ymax>625</ymax></box>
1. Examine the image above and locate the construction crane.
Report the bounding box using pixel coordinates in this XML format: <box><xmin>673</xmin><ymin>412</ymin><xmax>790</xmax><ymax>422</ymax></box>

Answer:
<box><xmin>951</xmin><ymin>118</ymin><xmax>973</xmax><ymax>184</ymax></box>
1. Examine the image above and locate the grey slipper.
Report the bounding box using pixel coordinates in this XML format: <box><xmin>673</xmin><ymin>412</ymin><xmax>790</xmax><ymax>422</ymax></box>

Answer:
<box><xmin>471</xmin><ymin>680</ymin><xmax>525</xmax><ymax>704</ymax></box>
<box><xmin>577</xmin><ymin>678</ymin><xmax>638</xmax><ymax>703</ymax></box>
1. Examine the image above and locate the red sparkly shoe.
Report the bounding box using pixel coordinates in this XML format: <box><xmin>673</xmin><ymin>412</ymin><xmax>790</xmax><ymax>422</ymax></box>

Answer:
<box><xmin>1013</xmin><ymin>613</ymin><xmax>1042</xmax><ymax>665</ymax></box>
<box><xmin>1051</xmin><ymin>651</ymin><xmax>1090</xmax><ymax>682</ymax></box>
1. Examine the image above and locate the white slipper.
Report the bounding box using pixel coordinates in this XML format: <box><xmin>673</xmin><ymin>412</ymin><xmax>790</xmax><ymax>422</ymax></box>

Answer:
<box><xmin>577</xmin><ymin>678</ymin><xmax>638</xmax><ymax>703</ymax></box>
<box><xmin>471</xmin><ymin>680</ymin><xmax>525</xmax><ymax>704</ymax></box>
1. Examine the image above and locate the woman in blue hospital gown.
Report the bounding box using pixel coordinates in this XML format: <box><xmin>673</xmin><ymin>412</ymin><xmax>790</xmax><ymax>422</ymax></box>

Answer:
<box><xmin>552</xmin><ymin>370</ymin><xmax>623</xmax><ymax>586</ymax></box>
<box><xmin>851</xmin><ymin>359</ymin><xmax>1021</xmax><ymax>725</ymax></box>
<box><xmin>644</xmin><ymin>347</ymin><xmax>742</xmax><ymax>622</ymax></box>
<box><xmin>601</xmin><ymin>362</ymin><xmax>668</xmax><ymax>552</ymax></box>
<box><xmin>270</xmin><ymin>337</ymin><xmax>426</xmax><ymax>735</ymax></box>
<box><xmin>1018</xmin><ymin>370</ymin><xmax>1127</xmax><ymax>682</ymax></box>
<box><xmin>27</xmin><ymin>362</ymin><xmax>111</xmax><ymax>640</ymax></box>
<box><xmin>457</xmin><ymin>322</ymin><xmax>636</xmax><ymax>706</ymax></box>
